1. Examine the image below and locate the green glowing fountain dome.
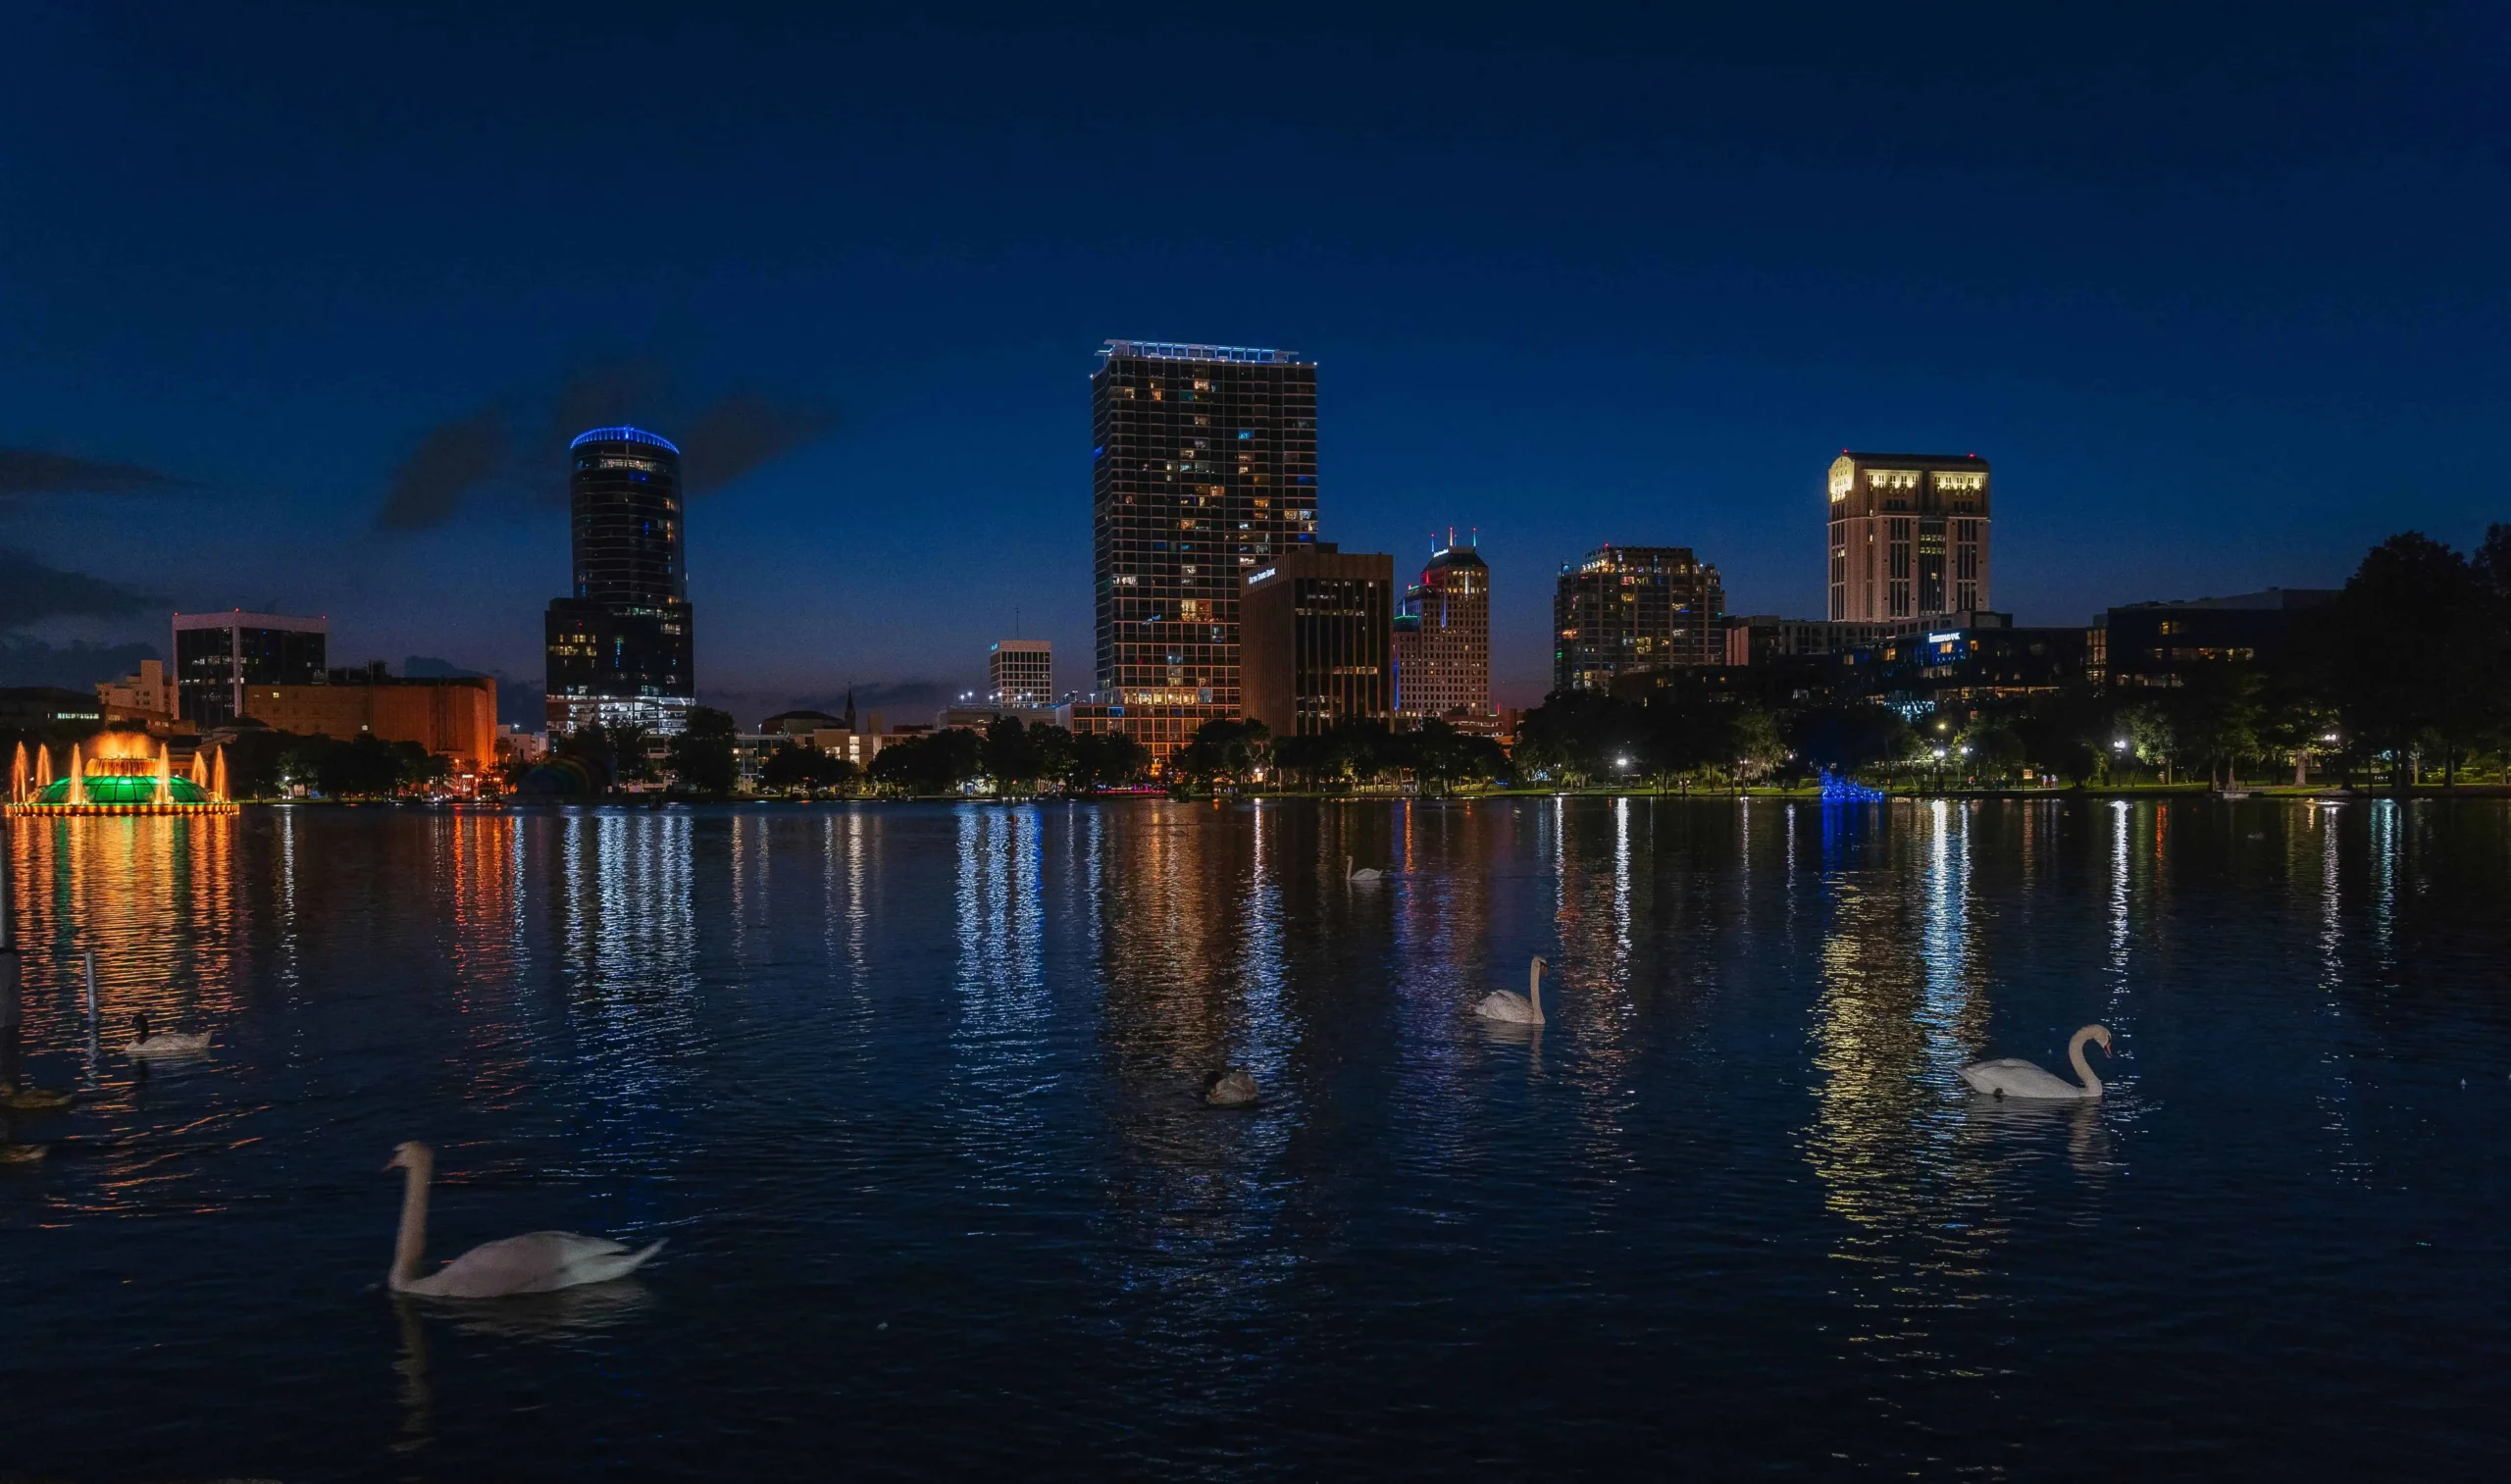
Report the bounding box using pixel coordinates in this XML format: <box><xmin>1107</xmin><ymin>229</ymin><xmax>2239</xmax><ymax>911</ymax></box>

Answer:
<box><xmin>34</xmin><ymin>774</ymin><xmax>212</xmax><ymax>805</ymax></box>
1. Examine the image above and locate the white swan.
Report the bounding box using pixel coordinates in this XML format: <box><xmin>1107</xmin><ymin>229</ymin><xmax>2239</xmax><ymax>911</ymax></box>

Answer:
<box><xmin>1961</xmin><ymin>1024</ymin><xmax>2114</xmax><ymax>1100</ymax></box>
<box><xmin>125</xmin><ymin>1013</ymin><xmax>210</xmax><ymax>1056</ymax></box>
<box><xmin>1474</xmin><ymin>956</ymin><xmax>1548</xmax><ymax>1025</ymax></box>
<box><xmin>1203</xmin><ymin>1068</ymin><xmax>1259</xmax><ymax>1105</ymax></box>
<box><xmin>385</xmin><ymin>1142</ymin><xmax>664</xmax><ymax>1299</ymax></box>
<box><xmin>1344</xmin><ymin>854</ymin><xmax>1385</xmax><ymax>884</ymax></box>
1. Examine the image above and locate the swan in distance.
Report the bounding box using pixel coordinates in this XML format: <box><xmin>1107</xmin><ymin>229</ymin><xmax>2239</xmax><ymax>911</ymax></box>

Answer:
<box><xmin>385</xmin><ymin>1142</ymin><xmax>664</xmax><ymax>1299</ymax></box>
<box><xmin>1961</xmin><ymin>1025</ymin><xmax>2114</xmax><ymax>1100</ymax></box>
<box><xmin>125</xmin><ymin>1014</ymin><xmax>210</xmax><ymax>1056</ymax></box>
<box><xmin>1203</xmin><ymin>1068</ymin><xmax>1259</xmax><ymax>1105</ymax></box>
<box><xmin>1344</xmin><ymin>855</ymin><xmax>1385</xmax><ymax>884</ymax></box>
<box><xmin>1475</xmin><ymin>956</ymin><xmax>1548</xmax><ymax>1025</ymax></box>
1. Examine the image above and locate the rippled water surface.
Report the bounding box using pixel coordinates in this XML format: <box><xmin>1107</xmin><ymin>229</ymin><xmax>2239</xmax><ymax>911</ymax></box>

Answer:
<box><xmin>4</xmin><ymin>798</ymin><xmax>2509</xmax><ymax>1480</ymax></box>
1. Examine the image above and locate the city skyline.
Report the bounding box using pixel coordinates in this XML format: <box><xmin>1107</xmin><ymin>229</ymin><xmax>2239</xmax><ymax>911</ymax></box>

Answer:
<box><xmin>5</xmin><ymin>7</ymin><xmax>2505</xmax><ymax>717</ymax></box>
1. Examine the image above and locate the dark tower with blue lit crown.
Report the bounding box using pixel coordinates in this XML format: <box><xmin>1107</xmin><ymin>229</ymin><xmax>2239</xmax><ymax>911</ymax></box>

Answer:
<box><xmin>543</xmin><ymin>426</ymin><xmax>695</xmax><ymax>736</ymax></box>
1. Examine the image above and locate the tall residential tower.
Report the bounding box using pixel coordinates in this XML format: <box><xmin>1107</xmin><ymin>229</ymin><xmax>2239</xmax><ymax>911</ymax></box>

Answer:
<box><xmin>1553</xmin><ymin>545</ymin><xmax>1724</xmax><ymax>693</ymax></box>
<box><xmin>1825</xmin><ymin>451</ymin><xmax>1991</xmax><ymax>625</ymax></box>
<box><xmin>1084</xmin><ymin>340</ymin><xmax>1318</xmax><ymax>758</ymax></box>
<box><xmin>544</xmin><ymin>426</ymin><xmax>695</xmax><ymax>735</ymax></box>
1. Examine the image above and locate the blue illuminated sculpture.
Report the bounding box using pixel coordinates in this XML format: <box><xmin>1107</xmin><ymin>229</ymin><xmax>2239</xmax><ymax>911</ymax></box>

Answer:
<box><xmin>1819</xmin><ymin>770</ymin><xmax>1886</xmax><ymax>802</ymax></box>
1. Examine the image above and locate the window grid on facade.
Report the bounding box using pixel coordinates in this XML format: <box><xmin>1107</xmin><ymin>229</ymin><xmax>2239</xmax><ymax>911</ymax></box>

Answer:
<box><xmin>1825</xmin><ymin>451</ymin><xmax>1992</xmax><ymax>628</ymax></box>
<box><xmin>1551</xmin><ymin>545</ymin><xmax>1725</xmax><ymax>693</ymax></box>
<box><xmin>1091</xmin><ymin>340</ymin><xmax>1318</xmax><ymax>759</ymax></box>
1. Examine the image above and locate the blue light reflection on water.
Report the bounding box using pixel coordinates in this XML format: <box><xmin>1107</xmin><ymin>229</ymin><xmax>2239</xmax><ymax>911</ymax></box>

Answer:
<box><xmin>2</xmin><ymin>798</ymin><xmax>2509</xmax><ymax>1480</ymax></box>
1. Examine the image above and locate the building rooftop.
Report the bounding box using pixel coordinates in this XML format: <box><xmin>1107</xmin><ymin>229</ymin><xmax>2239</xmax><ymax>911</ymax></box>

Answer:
<box><xmin>569</xmin><ymin>425</ymin><xmax>682</xmax><ymax>454</ymax></box>
<box><xmin>172</xmin><ymin>610</ymin><xmax>328</xmax><ymax>632</ymax></box>
<box><xmin>2114</xmin><ymin>588</ymin><xmax>2338</xmax><ymax>612</ymax></box>
<box><xmin>1839</xmin><ymin>450</ymin><xmax>1992</xmax><ymax>469</ymax></box>
<box><xmin>1099</xmin><ymin>340</ymin><xmax>1306</xmax><ymax>366</ymax></box>
<box><xmin>1564</xmin><ymin>545</ymin><xmax>1709</xmax><ymax>573</ymax></box>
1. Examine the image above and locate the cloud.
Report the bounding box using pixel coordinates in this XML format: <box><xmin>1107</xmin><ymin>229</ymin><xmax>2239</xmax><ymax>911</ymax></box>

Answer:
<box><xmin>679</xmin><ymin>390</ymin><xmax>841</xmax><ymax>495</ymax></box>
<box><xmin>377</xmin><ymin>409</ymin><xmax>509</xmax><ymax>532</ymax></box>
<box><xmin>374</xmin><ymin>364</ymin><xmax>839</xmax><ymax>532</ymax></box>
<box><xmin>838</xmin><ymin>678</ymin><xmax>952</xmax><ymax>711</ymax></box>
<box><xmin>0</xmin><ymin>549</ymin><xmax>153</xmax><ymax>630</ymax></box>
<box><xmin>0</xmin><ymin>638</ymin><xmax>159</xmax><ymax>690</ymax></box>
<box><xmin>0</xmin><ymin>447</ymin><xmax>191</xmax><ymax>496</ymax></box>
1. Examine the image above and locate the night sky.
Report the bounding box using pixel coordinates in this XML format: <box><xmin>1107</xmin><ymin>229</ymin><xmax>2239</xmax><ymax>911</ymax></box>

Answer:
<box><xmin>5</xmin><ymin>2</ymin><xmax>2504</xmax><ymax>719</ymax></box>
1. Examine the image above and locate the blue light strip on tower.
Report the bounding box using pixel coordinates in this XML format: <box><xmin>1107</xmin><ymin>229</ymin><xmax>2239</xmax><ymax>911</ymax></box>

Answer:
<box><xmin>570</xmin><ymin>426</ymin><xmax>683</xmax><ymax>454</ymax></box>
<box><xmin>1100</xmin><ymin>340</ymin><xmax>1300</xmax><ymax>365</ymax></box>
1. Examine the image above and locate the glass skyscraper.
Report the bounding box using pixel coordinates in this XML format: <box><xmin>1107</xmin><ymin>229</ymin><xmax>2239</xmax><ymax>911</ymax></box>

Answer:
<box><xmin>543</xmin><ymin>425</ymin><xmax>695</xmax><ymax>736</ymax></box>
<box><xmin>1081</xmin><ymin>340</ymin><xmax>1318</xmax><ymax>758</ymax></box>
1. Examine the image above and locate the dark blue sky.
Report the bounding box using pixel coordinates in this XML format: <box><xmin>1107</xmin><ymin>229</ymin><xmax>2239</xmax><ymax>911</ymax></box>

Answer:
<box><xmin>5</xmin><ymin>2</ymin><xmax>2503</xmax><ymax>715</ymax></box>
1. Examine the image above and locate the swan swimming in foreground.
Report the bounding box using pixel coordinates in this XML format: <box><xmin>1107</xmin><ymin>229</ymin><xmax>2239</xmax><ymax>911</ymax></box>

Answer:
<box><xmin>1474</xmin><ymin>956</ymin><xmax>1548</xmax><ymax>1025</ymax></box>
<box><xmin>125</xmin><ymin>1014</ymin><xmax>210</xmax><ymax>1056</ymax></box>
<box><xmin>385</xmin><ymin>1142</ymin><xmax>664</xmax><ymax>1299</ymax></box>
<box><xmin>1344</xmin><ymin>855</ymin><xmax>1385</xmax><ymax>884</ymax></box>
<box><xmin>1961</xmin><ymin>1025</ymin><xmax>2114</xmax><ymax>1100</ymax></box>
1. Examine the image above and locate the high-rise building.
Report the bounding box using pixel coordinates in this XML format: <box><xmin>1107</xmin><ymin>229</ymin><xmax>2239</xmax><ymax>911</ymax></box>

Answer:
<box><xmin>1393</xmin><ymin>537</ymin><xmax>1490</xmax><ymax>721</ymax></box>
<box><xmin>1241</xmin><ymin>544</ymin><xmax>1393</xmax><ymax>738</ymax></box>
<box><xmin>1552</xmin><ymin>545</ymin><xmax>1724</xmax><ymax>694</ymax></box>
<box><xmin>172</xmin><ymin>611</ymin><xmax>328</xmax><ymax>725</ymax></box>
<box><xmin>1083</xmin><ymin>340</ymin><xmax>1319</xmax><ymax>760</ymax></box>
<box><xmin>544</xmin><ymin>426</ymin><xmax>695</xmax><ymax>735</ymax></box>
<box><xmin>1825</xmin><ymin>451</ymin><xmax>1991</xmax><ymax>624</ymax></box>
<box><xmin>989</xmin><ymin>640</ymin><xmax>1052</xmax><ymax>707</ymax></box>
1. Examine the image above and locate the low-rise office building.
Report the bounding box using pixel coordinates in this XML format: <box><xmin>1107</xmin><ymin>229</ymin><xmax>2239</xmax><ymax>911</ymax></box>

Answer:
<box><xmin>988</xmin><ymin>640</ymin><xmax>1053</xmax><ymax>708</ymax></box>
<box><xmin>240</xmin><ymin>666</ymin><xmax>498</xmax><ymax>779</ymax></box>
<box><xmin>1723</xmin><ymin>615</ymin><xmax>1906</xmax><ymax>667</ymax></box>
<box><xmin>96</xmin><ymin>659</ymin><xmax>179</xmax><ymax>727</ymax></box>
<box><xmin>0</xmin><ymin>687</ymin><xmax>105</xmax><ymax>732</ymax></box>
<box><xmin>2092</xmin><ymin>588</ymin><xmax>2335</xmax><ymax>685</ymax></box>
<box><xmin>1837</xmin><ymin>613</ymin><xmax>2087</xmax><ymax>704</ymax></box>
<box><xmin>174</xmin><ymin>611</ymin><xmax>328</xmax><ymax>725</ymax></box>
<box><xmin>1241</xmin><ymin>544</ymin><xmax>1394</xmax><ymax>738</ymax></box>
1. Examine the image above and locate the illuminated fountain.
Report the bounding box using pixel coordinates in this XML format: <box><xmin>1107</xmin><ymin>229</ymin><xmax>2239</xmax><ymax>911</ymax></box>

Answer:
<box><xmin>5</xmin><ymin>734</ymin><xmax>237</xmax><ymax>816</ymax></box>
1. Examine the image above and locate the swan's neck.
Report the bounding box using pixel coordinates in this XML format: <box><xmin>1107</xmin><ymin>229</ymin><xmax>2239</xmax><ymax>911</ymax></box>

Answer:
<box><xmin>1528</xmin><ymin>963</ymin><xmax>1544</xmax><ymax>1015</ymax></box>
<box><xmin>2069</xmin><ymin>1030</ymin><xmax>2104</xmax><ymax>1095</ymax></box>
<box><xmin>390</xmin><ymin>1159</ymin><xmax>432</xmax><ymax>1289</ymax></box>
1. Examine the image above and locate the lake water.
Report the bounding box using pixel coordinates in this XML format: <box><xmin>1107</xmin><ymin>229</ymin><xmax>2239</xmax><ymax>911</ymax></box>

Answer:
<box><xmin>3</xmin><ymin>797</ymin><xmax>2508</xmax><ymax>1480</ymax></box>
